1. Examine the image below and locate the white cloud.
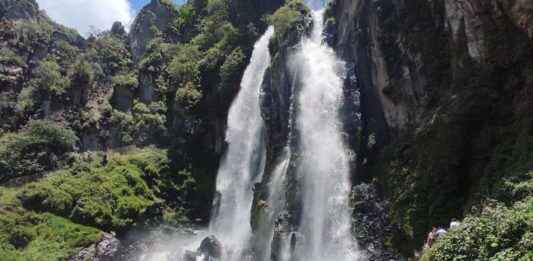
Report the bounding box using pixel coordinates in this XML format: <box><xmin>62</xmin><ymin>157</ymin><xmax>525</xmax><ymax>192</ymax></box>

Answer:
<box><xmin>36</xmin><ymin>0</ymin><xmax>134</xmax><ymax>36</ymax></box>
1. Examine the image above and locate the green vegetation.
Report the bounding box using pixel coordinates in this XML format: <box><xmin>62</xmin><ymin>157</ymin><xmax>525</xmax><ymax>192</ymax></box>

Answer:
<box><xmin>268</xmin><ymin>0</ymin><xmax>307</xmax><ymax>39</ymax></box>
<box><xmin>0</xmin><ymin>0</ymin><xmax>284</xmax><ymax>258</ymax></box>
<box><xmin>132</xmin><ymin>101</ymin><xmax>168</xmax><ymax>144</ymax></box>
<box><xmin>267</xmin><ymin>0</ymin><xmax>310</xmax><ymax>56</ymax></box>
<box><xmin>89</xmin><ymin>34</ymin><xmax>132</xmax><ymax>76</ymax></box>
<box><xmin>71</xmin><ymin>59</ymin><xmax>95</xmax><ymax>87</ymax></box>
<box><xmin>18</xmin><ymin>148</ymin><xmax>194</xmax><ymax>232</ymax></box>
<box><xmin>112</xmin><ymin>73</ymin><xmax>138</xmax><ymax>90</ymax></box>
<box><xmin>421</xmin><ymin>199</ymin><xmax>533</xmax><ymax>261</ymax></box>
<box><xmin>34</xmin><ymin>58</ymin><xmax>71</xmax><ymax>96</ymax></box>
<box><xmin>0</xmin><ymin>209</ymin><xmax>102</xmax><ymax>261</ymax></box>
<box><xmin>219</xmin><ymin>47</ymin><xmax>246</xmax><ymax>91</ymax></box>
<box><xmin>0</xmin><ymin>121</ymin><xmax>78</xmax><ymax>182</ymax></box>
<box><xmin>0</xmin><ymin>48</ymin><xmax>24</xmax><ymax>67</ymax></box>
<box><xmin>0</xmin><ymin>147</ymin><xmax>195</xmax><ymax>259</ymax></box>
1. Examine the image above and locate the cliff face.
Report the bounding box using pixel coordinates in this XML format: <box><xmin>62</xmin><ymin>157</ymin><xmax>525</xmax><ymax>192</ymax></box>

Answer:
<box><xmin>329</xmin><ymin>0</ymin><xmax>533</xmax><ymax>256</ymax></box>
<box><xmin>129</xmin><ymin>0</ymin><xmax>178</xmax><ymax>61</ymax></box>
<box><xmin>0</xmin><ymin>0</ymin><xmax>40</xmax><ymax>20</ymax></box>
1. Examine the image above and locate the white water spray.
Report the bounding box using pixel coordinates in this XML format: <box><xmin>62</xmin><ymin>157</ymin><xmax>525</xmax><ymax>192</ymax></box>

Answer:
<box><xmin>209</xmin><ymin>27</ymin><xmax>275</xmax><ymax>261</ymax></box>
<box><xmin>290</xmin><ymin>9</ymin><xmax>361</xmax><ymax>261</ymax></box>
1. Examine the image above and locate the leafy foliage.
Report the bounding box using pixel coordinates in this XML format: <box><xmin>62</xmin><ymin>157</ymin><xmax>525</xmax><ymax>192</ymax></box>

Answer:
<box><xmin>0</xmin><ymin>210</ymin><xmax>102</xmax><ymax>261</ymax></box>
<box><xmin>219</xmin><ymin>47</ymin><xmax>247</xmax><ymax>91</ymax></box>
<box><xmin>0</xmin><ymin>120</ymin><xmax>78</xmax><ymax>182</ymax></box>
<box><xmin>268</xmin><ymin>0</ymin><xmax>306</xmax><ymax>38</ymax></box>
<box><xmin>17</xmin><ymin>148</ymin><xmax>194</xmax><ymax>232</ymax></box>
<box><xmin>421</xmin><ymin>199</ymin><xmax>533</xmax><ymax>261</ymax></box>
<box><xmin>0</xmin><ymin>48</ymin><xmax>24</xmax><ymax>66</ymax></box>
<box><xmin>112</xmin><ymin>73</ymin><xmax>138</xmax><ymax>90</ymax></box>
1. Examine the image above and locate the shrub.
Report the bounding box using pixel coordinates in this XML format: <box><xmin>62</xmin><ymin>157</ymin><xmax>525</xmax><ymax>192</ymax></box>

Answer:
<box><xmin>268</xmin><ymin>0</ymin><xmax>306</xmax><ymax>38</ymax></box>
<box><xmin>112</xmin><ymin>73</ymin><xmax>138</xmax><ymax>90</ymax></box>
<box><xmin>175</xmin><ymin>81</ymin><xmax>202</xmax><ymax>111</ymax></box>
<box><xmin>92</xmin><ymin>35</ymin><xmax>132</xmax><ymax>75</ymax></box>
<box><xmin>17</xmin><ymin>148</ymin><xmax>194</xmax><ymax>232</ymax></box>
<box><xmin>166</xmin><ymin>44</ymin><xmax>201</xmax><ymax>88</ymax></box>
<box><xmin>132</xmin><ymin>101</ymin><xmax>168</xmax><ymax>144</ymax></box>
<box><xmin>0</xmin><ymin>48</ymin><xmax>24</xmax><ymax>66</ymax></box>
<box><xmin>219</xmin><ymin>47</ymin><xmax>247</xmax><ymax>90</ymax></box>
<box><xmin>33</xmin><ymin>58</ymin><xmax>71</xmax><ymax>96</ymax></box>
<box><xmin>421</xmin><ymin>198</ymin><xmax>533</xmax><ymax>261</ymax></box>
<box><xmin>0</xmin><ymin>120</ymin><xmax>78</xmax><ymax>182</ymax></box>
<box><xmin>71</xmin><ymin>59</ymin><xmax>95</xmax><ymax>86</ymax></box>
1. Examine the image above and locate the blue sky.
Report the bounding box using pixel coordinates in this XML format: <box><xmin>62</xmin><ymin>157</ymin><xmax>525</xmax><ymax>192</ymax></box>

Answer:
<box><xmin>36</xmin><ymin>0</ymin><xmax>185</xmax><ymax>36</ymax></box>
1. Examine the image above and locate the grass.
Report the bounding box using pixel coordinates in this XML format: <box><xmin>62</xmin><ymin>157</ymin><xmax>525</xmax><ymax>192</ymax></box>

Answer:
<box><xmin>0</xmin><ymin>192</ymin><xmax>102</xmax><ymax>260</ymax></box>
<box><xmin>0</xmin><ymin>147</ymin><xmax>192</xmax><ymax>260</ymax></box>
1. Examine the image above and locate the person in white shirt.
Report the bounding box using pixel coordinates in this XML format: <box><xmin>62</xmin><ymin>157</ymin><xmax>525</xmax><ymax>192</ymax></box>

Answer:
<box><xmin>450</xmin><ymin>219</ymin><xmax>461</xmax><ymax>230</ymax></box>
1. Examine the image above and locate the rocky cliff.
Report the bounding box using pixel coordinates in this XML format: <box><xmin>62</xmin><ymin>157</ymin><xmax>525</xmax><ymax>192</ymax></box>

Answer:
<box><xmin>328</xmin><ymin>0</ymin><xmax>533</xmax><ymax>258</ymax></box>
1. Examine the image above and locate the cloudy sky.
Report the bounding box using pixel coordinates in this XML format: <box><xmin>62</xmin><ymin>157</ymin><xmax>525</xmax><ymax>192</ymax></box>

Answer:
<box><xmin>36</xmin><ymin>0</ymin><xmax>185</xmax><ymax>36</ymax></box>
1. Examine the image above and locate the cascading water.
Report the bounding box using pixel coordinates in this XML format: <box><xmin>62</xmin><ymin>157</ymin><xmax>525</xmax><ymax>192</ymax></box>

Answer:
<box><xmin>145</xmin><ymin>3</ymin><xmax>363</xmax><ymax>261</ymax></box>
<box><xmin>288</xmin><ymin>8</ymin><xmax>361</xmax><ymax>261</ymax></box>
<box><xmin>306</xmin><ymin>0</ymin><xmax>327</xmax><ymax>10</ymax></box>
<box><xmin>209</xmin><ymin>27</ymin><xmax>274</xmax><ymax>261</ymax></box>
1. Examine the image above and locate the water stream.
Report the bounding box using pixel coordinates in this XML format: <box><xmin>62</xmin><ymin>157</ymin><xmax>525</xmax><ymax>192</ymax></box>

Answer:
<box><xmin>209</xmin><ymin>26</ymin><xmax>275</xmax><ymax>261</ymax></box>
<box><xmin>143</xmin><ymin>3</ymin><xmax>363</xmax><ymax>261</ymax></box>
<box><xmin>289</xmin><ymin>9</ymin><xmax>360</xmax><ymax>261</ymax></box>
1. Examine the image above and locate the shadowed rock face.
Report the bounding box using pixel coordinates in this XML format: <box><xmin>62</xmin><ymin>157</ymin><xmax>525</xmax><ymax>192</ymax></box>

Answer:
<box><xmin>328</xmin><ymin>0</ymin><xmax>533</xmax><ymax>256</ymax></box>
<box><xmin>331</xmin><ymin>0</ymin><xmax>532</xmax><ymax>137</ymax></box>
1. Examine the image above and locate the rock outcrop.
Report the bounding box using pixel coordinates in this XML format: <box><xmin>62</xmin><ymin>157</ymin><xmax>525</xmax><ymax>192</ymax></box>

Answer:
<box><xmin>70</xmin><ymin>233</ymin><xmax>120</xmax><ymax>261</ymax></box>
<box><xmin>129</xmin><ymin>0</ymin><xmax>178</xmax><ymax>61</ymax></box>
<box><xmin>182</xmin><ymin>235</ymin><xmax>223</xmax><ymax>261</ymax></box>
<box><xmin>0</xmin><ymin>0</ymin><xmax>39</xmax><ymax>20</ymax></box>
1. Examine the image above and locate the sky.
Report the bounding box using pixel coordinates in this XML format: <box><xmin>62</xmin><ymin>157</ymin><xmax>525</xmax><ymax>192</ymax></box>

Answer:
<box><xmin>36</xmin><ymin>0</ymin><xmax>184</xmax><ymax>36</ymax></box>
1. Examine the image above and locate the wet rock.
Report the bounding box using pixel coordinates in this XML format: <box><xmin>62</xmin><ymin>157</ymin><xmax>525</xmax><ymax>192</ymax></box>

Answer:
<box><xmin>181</xmin><ymin>235</ymin><xmax>222</xmax><ymax>261</ymax></box>
<box><xmin>352</xmin><ymin>183</ymin><xmax>402</xmax><ymax>261</ymax></box>
<box><xmin>70</xmin><ymin>233</ymin><xmax>120</xmax><ymax>261</ymax></box>
<box><xmin>198</xmin><ymin>235</ymin><xmax>223</xmax><ymax>259</ymax></box>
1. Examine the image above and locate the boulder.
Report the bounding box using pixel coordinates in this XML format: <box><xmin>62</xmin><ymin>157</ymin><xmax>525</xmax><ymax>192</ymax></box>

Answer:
<box><xmin>70</xmin><ymin>233</ymin><xmax>120</xmax><ymax>261</ymax></box>
<box><xmin>198</xmin><ymin>235</ymin><xmax>223</xmax><ymax>259</ymax></box>
<box><xmin>182</xmin><ymin>235</ymin><xmax>223</xmax><ymax>261</ymax></box>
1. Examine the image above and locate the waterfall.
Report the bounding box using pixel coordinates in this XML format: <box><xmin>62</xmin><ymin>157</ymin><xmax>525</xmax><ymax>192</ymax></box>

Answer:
<box><xmin>306</xmin><ymin>0</ymin><xmax>327</xmax><ymax>10</ymax></box>
<box><xmin>288</xmin><ymin>9</ymin><xmax>361</xmax><ymax>261</ymax></box>
<box><xmin>209</xmin><ymin>27</ymin><xmax>275</xmax><ymax>261</ymax></box>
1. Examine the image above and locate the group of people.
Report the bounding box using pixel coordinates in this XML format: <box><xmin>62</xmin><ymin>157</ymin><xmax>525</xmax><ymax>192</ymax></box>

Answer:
<box><xmin>424</xmin><ymin>219</ymin><xmax>461</xmax><ymax>249</ymax></box>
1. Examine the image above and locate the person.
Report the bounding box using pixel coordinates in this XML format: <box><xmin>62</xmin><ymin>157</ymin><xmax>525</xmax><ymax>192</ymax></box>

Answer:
<box><xmin>425</xmin><ymin>227</ymin><xmax>437</xmax><ymax>249</ymax></box>
<box><xmin>435</xmin><ymin>227</ymin><xmax>448</xmax><ymax>238</ymax></box>
<box><xmin>450</xmin><ymin>219</ymin><xmax>461</xmax><ymax>230</ymax></box>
